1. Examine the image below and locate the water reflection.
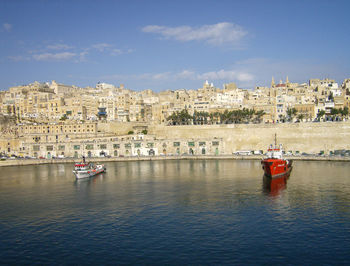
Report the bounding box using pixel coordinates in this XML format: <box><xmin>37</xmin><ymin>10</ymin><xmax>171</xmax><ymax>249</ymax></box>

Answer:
<box><xmin>263</xmin><ymin>172</ymin><xmax>290</xmax><ymax>196</ymax></box>
<box><xmin>74</xmin><ymin>173</ymin><xmax>106</xmax><ymax>189</ymax></box>
<box><xmin>2</xmin><ymin>160</ymin><xmax>350</xmax><ymax>265</ymax></box>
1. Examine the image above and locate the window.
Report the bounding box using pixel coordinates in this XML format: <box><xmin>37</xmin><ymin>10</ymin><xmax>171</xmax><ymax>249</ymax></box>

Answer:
<box><xmin>134</xmin><ymin>143</ymin><xmax>141</xmax><ymax>148</ymax></box>
<box><xmin>147</xmin><ymin>143</ymin><xmax>154</xmax><ymax>148</ymax></box>
<box><xmin>125</xmin><ymin>143</ymin><xmax>131</xmax><ymax>148</ymax></box>
<box><xmin>199</xmin><ymin>142</ymin><xmax>206</xmax><ymax>146</ymax></box>
<box><xmin>46</xmin><ymin>145</ymin><xmax>53</xmax><ymax>151</ymax></box>
<box><xmin>74</xmin><ymin>145</ymin><xmax>80</xmax><ymax>150</ymax></box>
<box><xmin>173</xmin><ymin>142</ymin><xmax>180</xmax><ymax>147</ymax></box>
<box><xmin>212</xmin><ymin>141</ymin><xmax>219</xmax><ymax>146</ymax></box>
<box><xmin>86</xmin><ymin>144</ymin><xmax>94</xmax><ymax>150</ymax></box>
<box><xmin>58</xmin><ymin>145</ymin><xmax>65</xmax><ymax>150</ymax></box>
<box><xmin>33</xmin><ymin>145</ymin><xmax>40</xmax><ymax>151</ymax></box>
<box><xmin>188</xmin><ymin>142</ymin><xmax>195</xmax><ymax>147</ymax></box>
<box><xmin>100</xmin><ymin>144</ymin><xmax>107</xmax><ymax>149</ymax></box>
<box><xmin>113</xmin><ymin>144</ymin><xmax>120</xmax><ymax>149</ymax></box>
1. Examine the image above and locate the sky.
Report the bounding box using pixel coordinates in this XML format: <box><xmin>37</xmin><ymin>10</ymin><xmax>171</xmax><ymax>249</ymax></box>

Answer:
<box><xmin>1</xmin><ymin>0</ymin><xmax>350</xmax><ymax>92</ymax></box>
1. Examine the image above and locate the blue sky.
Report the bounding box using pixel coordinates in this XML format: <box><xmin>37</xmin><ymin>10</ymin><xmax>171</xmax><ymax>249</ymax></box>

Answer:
<box><xmin>1</xmin><ymin>0</ymin><xmax>350</xmax><ymax>91</ymax></box>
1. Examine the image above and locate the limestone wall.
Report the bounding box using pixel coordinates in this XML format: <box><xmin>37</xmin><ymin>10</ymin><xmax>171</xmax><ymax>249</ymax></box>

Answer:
<box><xmin>148</xmin><ymin>122</ymin><xmax>350</xmax><ymax>154</ymax></box>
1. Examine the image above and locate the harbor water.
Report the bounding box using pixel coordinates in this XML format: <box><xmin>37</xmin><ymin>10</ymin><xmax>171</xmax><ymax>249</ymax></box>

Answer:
<box><xmin>0</xmin><ymin>160</ymin><xmax>350</xmax><ymax>265</ymax></box>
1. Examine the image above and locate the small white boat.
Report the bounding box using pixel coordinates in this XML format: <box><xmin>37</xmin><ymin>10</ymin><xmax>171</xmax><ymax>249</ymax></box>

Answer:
<box><xmin>73</xmin><ymin>161</ymin><xmax>106</xmax><ymax>179</ymax></box>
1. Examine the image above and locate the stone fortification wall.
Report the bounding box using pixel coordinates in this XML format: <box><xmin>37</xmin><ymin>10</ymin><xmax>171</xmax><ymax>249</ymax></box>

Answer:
<box><xmin>97</xmin><ymin>122</ymin><xmax>134</xmax><ymax>135</ymax></box>
<box><xmin>148</xmin><ymin>122</ymin><xmax>350</xmax><ymax>154</ymax></box>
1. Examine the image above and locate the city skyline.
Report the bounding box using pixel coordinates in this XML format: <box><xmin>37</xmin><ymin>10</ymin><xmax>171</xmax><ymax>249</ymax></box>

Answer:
<box><xmin>1</xmin><ymin>0</ymin><xmax>350</xmax><ymax>91</ymax></box>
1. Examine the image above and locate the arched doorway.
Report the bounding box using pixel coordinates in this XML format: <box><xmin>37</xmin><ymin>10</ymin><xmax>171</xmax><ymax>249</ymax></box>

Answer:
<box><xmin>201</xmin><ymin>148</ymin><xmax>206</xmax><ymax>155</ymax></box>
<box><xmin>114</xmin><ymin>150</ymin><xmax>118</xmax><ymax>157</ymax></box>
<box><xmin>215</xmin><ymin>147</ymin><xmax>219</xmax><ymax>155</ymax></box>
<box><xmin>163</xmin><ymin>149</ymin><xmax>167</xmax><ymax>155</ymax></box>
<box><xmin>47</xmin><ymin>152</ymin><xmax>51</xmax><ymax>159</ymax></box>
<box><xmin>176</xmin><ymin>148</ymin><xmax>180</xmax><ymax>155</ymax></box>
<box><xmin>74</xmin><ymin>151</ymin><xmax>78</xmax><ymax>158</ymax></box>
<box><xmin>88</xmin><ymin>151</ymin><xmax>92</xmax><ymax>158</ymax></box>
<box><xmin>137</xmin><ymin>149</ymin><xmax>141</xmax><ymax>156</ymax></box>
<box><xmin>149</xmin><ymin>149</ymin><xmax>155</xmax><ymax>156</ymax></box>
<box><xmin>189</xmin><ymin>148</ymin><xmax>194</xmax><ymax>155</ymax></box>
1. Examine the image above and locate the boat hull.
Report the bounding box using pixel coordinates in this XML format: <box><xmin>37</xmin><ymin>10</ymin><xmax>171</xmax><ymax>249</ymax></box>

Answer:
<box><xmin>261</xmin><ymin>158</ymin><xmax>292</xmax><ymax>178</ymax></box>
<box><xmin>73</xmin><ymin>165</ymin><xmax>105</xmax><ymax>179</ymax></box>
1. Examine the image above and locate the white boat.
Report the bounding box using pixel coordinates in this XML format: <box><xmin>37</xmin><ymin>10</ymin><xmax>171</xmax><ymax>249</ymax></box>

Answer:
<box><xmin>73</xmin><ymin>161</ymin><xmax>106</xmax><ymax>179</ymax></box>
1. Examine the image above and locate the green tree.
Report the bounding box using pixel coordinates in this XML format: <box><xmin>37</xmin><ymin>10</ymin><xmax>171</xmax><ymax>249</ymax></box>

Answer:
<box><xmin>297</xmin><ymin>114</ymin><xmax>304</xmax><ymax>121</ymax></box>
<box><xmin>317</xmin><ymin>110</ymin><xmax>326</xmax><ymax>121</ymax></box>
<box><xmin>60</xmin><ymin>114</ymin><xmax>68</xmax><ymax>121</ymax></box>
<box><xmin>127</xmin><ymin>130</ymin><xmax>134</xmax><ymax>135</ymax></box>
<box><xmin>254</xmin><ymin>110</ymin><xmax>265</xmax><ymax>123</ymax></box>
<box><xmin>287</xmin><ymin>108</ymin><xmax>297</xmax><ymax>122</ymax></box>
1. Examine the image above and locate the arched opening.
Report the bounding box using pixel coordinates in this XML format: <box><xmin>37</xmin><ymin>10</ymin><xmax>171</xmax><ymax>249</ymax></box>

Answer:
<box><xmin>74</xmin><ymin>151</ymin><xmax>78</xmax><ymax>158</ymax></box>
<box><xmin>189</xmin><ymin>148</ymin><xmax>194</xmax><ymax>155</ymax></box>
<box><xmin>201</xmin><ymin>148</ymin><xmax>206</xmax><ymax>155</ymax></box>
<box><xmin>88</xmin><ymin>151</ymin><xmax>92</xmax><ymax>158</ymax></box>
<box><xmin>47</xmin><ymin>152</ymin><xmax>51</xmax><ymax>159</ymax></box>
<box><xmin>114</xmin><ymin>150</ymin><xmax>118</xmax><ymax>157</ymax></box>
<box><xmin>149</xmin><ymin>149</ymin><xmax>155</xmax><ymax>156</ymax></box>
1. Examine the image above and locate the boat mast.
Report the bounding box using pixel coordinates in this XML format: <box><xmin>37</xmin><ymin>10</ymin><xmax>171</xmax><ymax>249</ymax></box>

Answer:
<box><xmin>274</xmin><ymin>133</ymin><xmax>277</xmax><ymax>148</ymax></box>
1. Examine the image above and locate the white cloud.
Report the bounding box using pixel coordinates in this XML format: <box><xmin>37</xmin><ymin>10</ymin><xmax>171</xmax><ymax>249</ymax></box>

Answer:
<box><xmin>175</xmin><ymin>70</ymin><xmax>197</xmax><ymax>80</ymax></box>
<box><xmin>3</xmin><ymin>23</ymin><xmax>12</xmax><ymax>32</ymax></box>
<box><xmin>33</xmin><ymin>52</ymin><xmax>76</xmax><ymax>61</ymax></box>
<box><xmin>198</xmin><ymin>69</ymin><xmax>254</xmax><ymax>82</ymax></box>
<box><xmin>78</xmin><ymin>50</ymin><xmax>89</xmax><ymax>62</ymax></box>
<box><xmin>92</xmin><ymin>43</ymin><xmax>112</xmax><ymax>52</ymax></box>
<box><xmin>142</xmin><ymin>22</ymin><xmax>247</xmax><ymax>46</ymax></box>
<box><xmin>111</xmin><ymin>48</ymin><xmax>122</xmax><ymax>56</ymax></box>
<box><xmin>104</xmin><ymin>69</ymin><xmax>254</xmax><ymax>84</ymax></box>
<box><xmin>47</xmin><ymin>44</ymin><xmax>73</xmax><ymax>50</ymax></box>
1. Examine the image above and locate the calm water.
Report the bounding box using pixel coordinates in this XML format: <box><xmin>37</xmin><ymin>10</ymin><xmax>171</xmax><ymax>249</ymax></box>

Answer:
<box><xmin>0</xmin><ymin>160</ymin><xmax>350</xmax><ymax>265</ymax></box>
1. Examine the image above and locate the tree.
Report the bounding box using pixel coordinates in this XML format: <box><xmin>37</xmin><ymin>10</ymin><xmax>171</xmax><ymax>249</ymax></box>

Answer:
<box><xmin>317</xmin><ymin>110</ymin><xmax>326</xmax><ymax>121</ymax></box>
<box><xmin>343</xmin><ymin>107</ymin><xmax>349</xmax><ymax>119</ymax></box>
<box><xmin>254</xmin><ymin>110</ymin><xmax>265</xmax><ymax>123</ymax></box>
<box><xmin>287</xmin><ymin>108</ymin><xmax>297</xmax><ymax>122</ymax></box>
<box><xmin>330</xmin><ymin>108</ymin><xmax>338</xmax><ymax>121</ymax></box>
<box><xmin>328</xmin><ymin>91</ymin><xmax>334</xmax><ymax>101</ymax></box>
<box><xmin>278</xmin><ymin>114</ymin><xmax>286</xmax><ymax>123</ymax></box>
<box><xmin>60</xmin><ymin>114</ymin><xmax>68</xmax><ymax>121</ymax></box>
<box><xmin>297</xmin><ymin>114</ymin><xmax>304</xmax><ymax>121</ymax></box>
<box><xmin>141</xmin><ymin>129</ymin><xmax>148</xmax><ymax>135</ymax></box>
<box><xmin>127</xmin><ymin>130</ymin><xmax>134</xmax><ymax>135</ymax></box>
<box><xmin>166</xmin><ymin>109</ymin><xmax>192</xmax><ymax>125</ymax></box>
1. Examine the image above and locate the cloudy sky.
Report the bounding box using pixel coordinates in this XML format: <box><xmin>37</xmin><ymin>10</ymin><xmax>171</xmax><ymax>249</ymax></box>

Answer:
<box><xmin>1</xmin><ymin>0</ymin><xmax>349</xmax><ymax>91</ymax></box>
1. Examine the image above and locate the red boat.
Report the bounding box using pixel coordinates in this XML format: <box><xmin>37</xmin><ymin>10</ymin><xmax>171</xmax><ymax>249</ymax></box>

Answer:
<box><xmin>261</xmin><ymin>135</ymin><xmax>292</xmax><ymax>178</ymax></box>
<box><xmin>263</xmin><ymin>172</ymin><xmax>290</xmax><ymax>196</ymax></box>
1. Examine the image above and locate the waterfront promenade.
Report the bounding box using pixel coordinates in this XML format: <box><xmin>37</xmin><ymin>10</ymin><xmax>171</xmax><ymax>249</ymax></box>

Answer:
<box><xmin>1</xmin><ymin>154</ymin><xmax>349</xmax><ymax>167</ymax></box>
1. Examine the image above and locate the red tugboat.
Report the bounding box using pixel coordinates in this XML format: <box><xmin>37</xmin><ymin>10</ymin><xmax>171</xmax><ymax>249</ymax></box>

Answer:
<box><xmin>261</xmin><ymin>135</ymin><xmax>292</xmax><ymax>178</ymax></box>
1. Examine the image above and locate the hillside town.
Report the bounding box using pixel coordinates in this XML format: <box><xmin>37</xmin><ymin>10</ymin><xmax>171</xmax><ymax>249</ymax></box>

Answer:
<box><xmin>0</xmin><ymin>77</ymin><xmax>350</xmax><ymax>159</ymax></box>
